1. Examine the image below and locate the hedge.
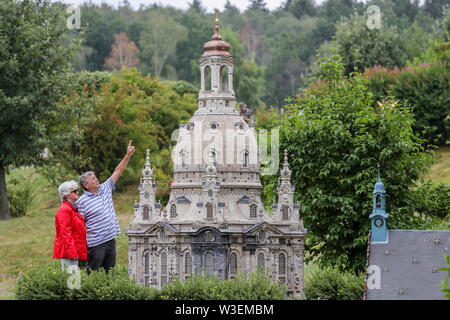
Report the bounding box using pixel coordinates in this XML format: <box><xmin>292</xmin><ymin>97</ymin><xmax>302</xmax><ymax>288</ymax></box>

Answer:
<box><xmin>15</xmin><ymin>263</ymin><xmax>288</xmax><ymax>300</ymax></box>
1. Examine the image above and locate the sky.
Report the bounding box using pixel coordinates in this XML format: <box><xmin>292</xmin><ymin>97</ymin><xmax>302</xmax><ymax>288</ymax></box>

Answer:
<box><xmin>54</xmin><ymin>0</ymin><xmax>326</xmax><ymax>13</ymax></box>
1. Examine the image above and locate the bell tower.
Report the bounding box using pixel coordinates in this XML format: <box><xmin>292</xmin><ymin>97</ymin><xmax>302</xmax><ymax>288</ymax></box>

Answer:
<box><xmin>369</xmin><ymin>163</ymin><xmax>389</xmax><ymax>243</ymax></box>
<box><xmin>197</xmin><ymin>10</ymin><xmax>236</xmax><ymax>115</ymax></box>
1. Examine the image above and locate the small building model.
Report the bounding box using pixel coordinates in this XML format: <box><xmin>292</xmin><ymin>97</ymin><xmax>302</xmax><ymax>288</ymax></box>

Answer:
<box><xmin>365</xmin><ymin>165</ymin><xmax>449</xmax><ymax>300</ymax></box>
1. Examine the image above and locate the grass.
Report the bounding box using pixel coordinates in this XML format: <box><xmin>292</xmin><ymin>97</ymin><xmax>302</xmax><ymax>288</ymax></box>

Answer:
<box><xmin>0</xmin><ymin>167</ymin><xmax>136</xmax><ymax>299</ymax></box>
<box><xmin>423</xmin><ymin>147</ymin><xmax>450</xmax><ymax>185</ymax></box>
<box><xmin>0</xmin><ymin>146</ymin><xmax>448</xmax><ymax>299</ymax></box>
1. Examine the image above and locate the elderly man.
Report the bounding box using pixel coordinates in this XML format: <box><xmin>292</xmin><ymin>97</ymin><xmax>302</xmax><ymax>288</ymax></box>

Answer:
<box><xmin>77</xmin><ymin>140</ymin><xmax>135</xmax><ymax>274</ymax></box>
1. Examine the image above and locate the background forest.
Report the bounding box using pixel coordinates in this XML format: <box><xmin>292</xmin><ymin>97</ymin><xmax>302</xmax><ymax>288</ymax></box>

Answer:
<box><xmin>71</xmin><ymin>0</ymin><xmax>447</xmax><ymax>108</ymax></box>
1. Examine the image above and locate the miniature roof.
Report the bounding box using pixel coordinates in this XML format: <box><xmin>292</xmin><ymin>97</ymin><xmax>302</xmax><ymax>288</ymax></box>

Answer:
<box><xmin>366</xmin><ymin>229</ymin><xmax>450</xmax><ymax>300</ymax></box>
<box><xmin>203</xmin><ymin>11</ymin><xmax>230</xmax><ymax>56</ymax></box>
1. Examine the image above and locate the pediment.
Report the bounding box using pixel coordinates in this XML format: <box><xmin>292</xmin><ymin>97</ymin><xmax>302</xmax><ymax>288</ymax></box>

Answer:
<box><xmin>244</xmin><ymin>222</ymin><xmax>284</xmax><ymax>236</ymax></box>
<box><xmin>143</xmin><ymin>221</ymin><xmax>179</xmax><ymax>236</ymax></box>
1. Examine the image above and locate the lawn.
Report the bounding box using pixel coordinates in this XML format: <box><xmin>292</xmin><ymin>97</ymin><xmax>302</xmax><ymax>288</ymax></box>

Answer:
<box><xmin>0</xmin><ymin>167</ymin><xmax>136</xmax><ymax>299</ymax></box>
<box><xmin>423</xmin><ymin>147</ymin><xmax>450</xmax><ymax>185</ymax></box>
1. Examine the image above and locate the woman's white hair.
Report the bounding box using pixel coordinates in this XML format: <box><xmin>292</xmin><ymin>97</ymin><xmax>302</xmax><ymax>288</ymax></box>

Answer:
<box><xmin>58</xmin><ymin>180</ymin><xmax>79</xmax><ymax>203</ymax></box>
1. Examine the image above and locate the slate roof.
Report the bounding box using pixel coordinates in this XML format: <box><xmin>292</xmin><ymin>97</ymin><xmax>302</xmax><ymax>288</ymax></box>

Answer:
<box><xmin>366</xmin><ymin>229</ymin><xmax>450</xmax><ymax>300</ymax></box>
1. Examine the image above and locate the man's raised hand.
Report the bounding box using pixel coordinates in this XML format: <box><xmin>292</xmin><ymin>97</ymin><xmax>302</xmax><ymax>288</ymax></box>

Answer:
<box><xmin>127</xmin><ymin>140</ymin><xmax>136</xmax><ymax>157</ymax></box>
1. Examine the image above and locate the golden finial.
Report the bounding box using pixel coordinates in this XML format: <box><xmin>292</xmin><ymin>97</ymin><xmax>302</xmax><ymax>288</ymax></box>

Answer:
<box><xmin>215</xmin><ymin>9</ymin><xmax>219</xmax><ymax>24</ymax></box>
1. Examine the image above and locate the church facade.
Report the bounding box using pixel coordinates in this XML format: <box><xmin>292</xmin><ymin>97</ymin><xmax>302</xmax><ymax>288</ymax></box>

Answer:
<box><xmin>126</xmin><ymin>17</ymin><xmax>307</xmax><ymax>299</ymax></box>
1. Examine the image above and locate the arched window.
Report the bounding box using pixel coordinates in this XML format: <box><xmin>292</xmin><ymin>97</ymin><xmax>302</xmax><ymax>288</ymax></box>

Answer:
<box><xmin>220</xmin><ymin>66</ymin><xmax>228</xmax><ymax>91</ymax></box>
<box><xmin>161</xmin><ymin>252</ymin><xmax>167</xmax><ymax>275</ymax></box>
<box><xmin>206</xmin><ymin>203</ymin><xmax>213</xmax><ymax>220</ymax></box>
<box><xmin>282</xmin><ymin>205</ymin><xmax>289</xmax><ymax>220</ymax></box>
<box><xmin>279</xmin><ymin>253</ymin><xmax>286</xmax><ymax>275</ymax></box>
<box><xmin>242</xmin><ymin>151</ymin><xmax>249</xmax><ymax>167</ymax></box>
<box><xmin>161</xmin><ymin>252</ymin><xmax>167</xmax><ymax>287</ymax></box>
<box><xmin>229</xmin><ymin>253</ymin><xmax>237</xmax><ymax>275</ymax></box>
<box><xmin>205</xmin><ymin>252</ymin><xmax>214</xmax><ymax>275</ymax></box>
<box><xmin>185</xmin><ymin>252</ymin><xmax>192</xmax><ymax>275</ymax></box>
<box><xmin>257</xmin><ymin>252</ymin><xmax>265</xmax><ymax>270</ymax></box>
<box><xmin>144</xmin><ymin>251</ymin><xmax>150</xmax><ymax>274</ymax></box>
<box><xmin>204</xmin><ymin>66</ymin><xmax>211</xmax><ymax>91</ymax></box>
<box><xmin>376</xmin><ymin>195</ymin><xmax>381</xmax><ymax>208</ymax></box>
<box><xmin>143</xmin><ymin>205</ymin><xmax>150</xmax><ymax>220</ymax></box>
<box><xmin>170</xmin><ymin>204</ymin><xmax>177</xmax><ymax>218</ymax></box>
<box><xmin>180</xmin><ymin>150</ymin><xmax>187</xmax><ymax>168</ymax></box>
<box><xmin>250</xmin><ymin>204</ymin><xmax>257</xmax><ymax>218</ymax></box>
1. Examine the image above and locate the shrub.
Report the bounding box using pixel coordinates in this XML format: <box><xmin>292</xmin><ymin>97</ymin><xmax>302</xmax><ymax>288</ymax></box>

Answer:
<box><xmin>7</xmin><ymin>177</ymin><xmax>33</xmax><ymax>218</ymax></box>
<box><xmin>16</xmin><ymin>264</ymin><xmax>288</xmax><ymax>300</ymax></box>
<box><xmin>15</xmin><ymin>264</ymin><xmax>71</xmax><ymax>300</ymax></box>
<box><xmin>304</xmin><ymin>266</ymin><xmax>364</xmax><ymax>300</ymax></box>
<box><xmin>440</xmin><ymin>254</ymin><xmax>450</xmax><ymax>300</ymax></box>
<box><xmin>363</xmin><ymin>61</ymin><xmax>450</xmax><ymax>146</ymax></box>
<box><xmin>15</xmin><ymin>264</ymin><xmax>157</xmax><ymax>300</ymax></box>
<box><xmin>412</xmin><ymin>180</ymin><xmax>450</xmax><ymax>220</ymax></box>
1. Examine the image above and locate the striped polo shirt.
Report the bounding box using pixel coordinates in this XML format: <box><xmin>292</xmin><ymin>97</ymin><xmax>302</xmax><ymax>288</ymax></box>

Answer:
<box><xmin>76</xmin><ymin>177</ymin><xmax>121</xmax><ymax>248</ymax></box>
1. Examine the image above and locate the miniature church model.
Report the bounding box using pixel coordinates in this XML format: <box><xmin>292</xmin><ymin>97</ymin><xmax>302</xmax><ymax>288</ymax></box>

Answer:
<box><xmin>126</xmin><ymin>15</ymin><xmax>307</xmax><ymax>299</ymax></box>
<box><xmin>365</xmin><ymin>165</ymin><xmax>449</xmax><ymax>300</ymax></box>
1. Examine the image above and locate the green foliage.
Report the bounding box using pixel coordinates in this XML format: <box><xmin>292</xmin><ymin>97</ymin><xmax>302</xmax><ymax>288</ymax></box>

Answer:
<box><xmin>363</xmin><ymin>57</ymin><xmax>450</xmax><ymax>146</ymax></box>
<box><xmin>6</xmin><ymin>177</ymin><xmax>33</xmax><ymax>218</ymax></box>
<box><xmin>268</xmin><ymin>55</ymin><xmax>432</xmax><ymax>273</ymax></box>
<box><xmin>0</xmin><ymin>0</ymin><xmax>81</xmax><ymax>220</ymax></box>
<box><xmin>304</xmin><ymin>266</ymin><xmax>364</xmax><ymax>300</ymax></box>
<box><xmin>411</xmin><ymin>180</ymin><xmax>450</xmax><ymax>220</ymax></box>
<box><xmin>15</xmin><ymin>264</ymin><xmax>287</xmax><ymax>300</ymax></box>
<box><xmin>15</xmin><ymin>264</ymin><xmax>72</xmax><ymax>300</ymax></box>
<box><xmin>254</xmin><ymin>106</ymin><xmax>283</xmax><ymax>131</ymax></box>
<box><xmin>335</xmin><ymin>13</ymin><xmax>406</xmax><ymax>75</ymax></box>
<box><xmin>138</xmin><ymin>8</ymin><xmax>187</xmax><ymax>78</ymax></box>
<box><xmin>42</xmin><ymin>68</ymin><xmax>197</xmax><ymax>200</ymax></box>
<box><xmin>15</xmin><ymin>264</ymin><xmax>157</xmax><ymax>300</ymax></box>
<box><xmin>160</xmin><ymin>271</ymin><xmax>287</xmax><ymax>300</ymax></box>
<box><xmin>440</xmin><ymin>254</ymin><xmax>450</xmax><ymax>300</ymax></box>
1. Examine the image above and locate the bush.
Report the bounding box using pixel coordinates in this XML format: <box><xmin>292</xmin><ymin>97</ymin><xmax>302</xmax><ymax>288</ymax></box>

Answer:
<box><xmin>412</xmin><ymin>180</ymin><xmax>450</xmax><ymax>220</ymax></box>
<box><xmin>304</xmin><ymin>266</ymin><xmax>364</xmax><ymax>300</ymax></box>
<box><xmin>440</xmin><ymin>254</ymin><xmax>450</xmax><ymax>300</ymax></box>
<box><xmin>7</xmin><ymin>177</ymin><xmax>33</xmax><ymax>218</ymax></box>
<box><xmin>160</xmin><ymin>271</ymin><xmax>287</xmax><ymax>300</ymax></box>
<box><xmin>364</xmin><ymin>61</ymin><xmax>450</xmax><ymax>146</ymax></box>
<box><xmin>15</xmin><ymin>263</ymin><xmax>157</xmax><ymax>300</ymax></box>
<box><xmin>15</xmin><ymin>264</ymin><xmax>71</xmax><ymax>300</ymax></box>
<box><xmin>15</xmin><ymin>264</ymin><xmax>288</xmax><ymax>300</ymax></box>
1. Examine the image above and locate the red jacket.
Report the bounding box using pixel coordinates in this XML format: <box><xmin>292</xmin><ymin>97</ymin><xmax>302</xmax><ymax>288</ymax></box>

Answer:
<box><xmin>52</xmin><ymin>201</ymin><xmax>87</xmax><ymax>261</ymax></box>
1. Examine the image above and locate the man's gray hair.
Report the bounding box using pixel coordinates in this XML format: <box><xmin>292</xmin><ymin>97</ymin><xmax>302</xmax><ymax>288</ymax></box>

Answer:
<box><xmin>79</xmin><ymin>171</ymin><xmax>95</xmax><ymax>191</ymax></box>
<box><xmin>58</xmin><ymin>180</ymin><xmax>79</xmax><ymax>203</ymax></box>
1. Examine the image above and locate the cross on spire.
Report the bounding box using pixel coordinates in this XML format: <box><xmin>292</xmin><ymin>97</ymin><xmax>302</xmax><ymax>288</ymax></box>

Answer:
<box><xmin>377</xmin><ymin>162</ymin><xmax>381</xmax><ymax>181</ymax></box>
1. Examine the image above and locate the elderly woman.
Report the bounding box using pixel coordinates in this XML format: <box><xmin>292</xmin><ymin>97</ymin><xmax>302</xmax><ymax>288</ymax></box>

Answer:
<box><xmin>52</xmin><ymin>180</ymin><xmax>87</xmax><ymax>271</ymax></box>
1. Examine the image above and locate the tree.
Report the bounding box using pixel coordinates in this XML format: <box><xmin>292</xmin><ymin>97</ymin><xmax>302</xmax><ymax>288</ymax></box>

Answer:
<box><xmin>173</xmin><ymin>8</ymin><xmax>211</xmax><ymax>84</ymax></box>
<box><xmin>187</xmin><ymin>0</ymin><xmax>206</xmax><ymax>14</ymax></box>
<box><xmin>138</xmin><ymin>9</ymin><xmax>187</xmax><ymax>77</ymax></box>
<box><xmin>80</xmin><ymin>3</ymin><xmax>127</xmax><ymax>71</ymax></box>
<box><xmin>44</xmin><ymin>69</ymin><xmax>197</xmax><ymax>201</ymax></box>
<box><xmin>248</xmin><ymin>0</ymin><xmax>267</xmax><ymax>11</ymax></box>
<box><xmin>264</xmin><ymin>55</ymin><xmax>431</xmax><ymax>273</ymax></box>
<box><xmin>0</xmin><ymin>0</ymin><xmax>79</xmax><ymax>220</ymax></box>
<box><xmin>105</xmin><ymin>32</ymin><xmax>140</xmax><ymax>70</ymax></box>
<box><xmin>220</xmin><ymin>28</ymin><xmax>266</xmax><ymax>111</ymax></box>
<box><xmin>265</xmin><ymin>31</ymin><xmax>310</xmax><ymax>106</ymax></box>
<box><xmin>335</xmin><ymin>13</ymin><xmax>406</xmax><ymax>75</ymax></box>
<box><xmin>288</xmin><ymin>0</ymin><xmax>317</xmax><ymax>19</ymax></box>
